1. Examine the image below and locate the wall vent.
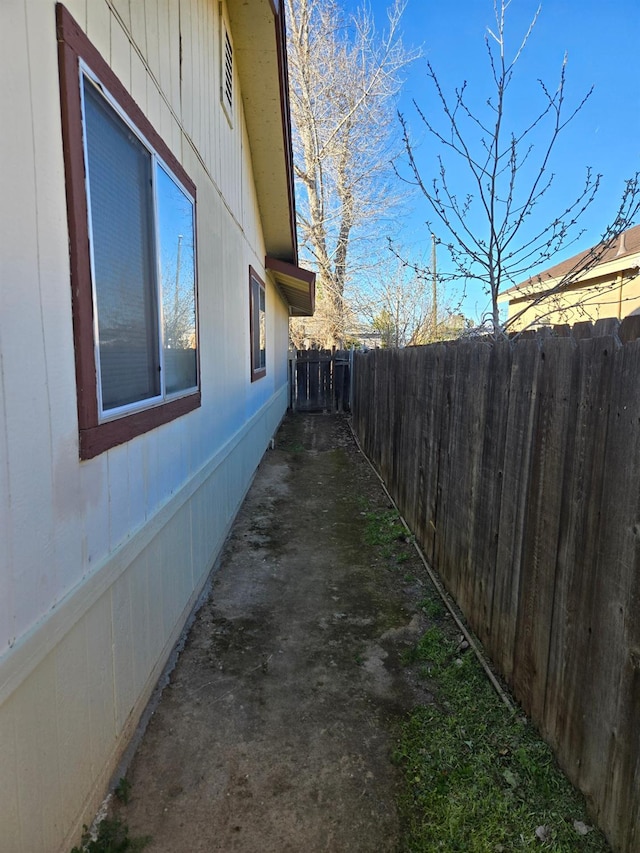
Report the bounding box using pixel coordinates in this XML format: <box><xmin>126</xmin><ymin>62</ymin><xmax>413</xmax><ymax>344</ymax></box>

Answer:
<box><xmin>223</xmin><ymin>27</ymin><xmax>233</xmax><ymax>113</ymax></box>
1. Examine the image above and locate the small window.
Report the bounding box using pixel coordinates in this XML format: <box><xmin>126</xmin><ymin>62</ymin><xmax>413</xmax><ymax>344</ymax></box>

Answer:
<box><xmin>250</xmin><ymin>268</ymin><xmax>266</xmax><ymax>381</ymax></box>
<box><xmin>56</xmin><ymin>5</ymin><xmax>200</xmax><ymax>458</ymax></box>
<box><xmin>220</xmin><ymin>10</ymin><xmax>234</xmax><ymax>123</ymax></box>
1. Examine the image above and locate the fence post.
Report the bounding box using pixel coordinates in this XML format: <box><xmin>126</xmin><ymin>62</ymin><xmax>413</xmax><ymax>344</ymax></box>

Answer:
<box><xmin>288</xmin><ymin>350</ymin><xmax>295</xmax><ymax>410</ymax></box>
<box><xmin>349</xmin><ymin>347</ymin><xmax>355</xmax><ymax>414</ymax></box>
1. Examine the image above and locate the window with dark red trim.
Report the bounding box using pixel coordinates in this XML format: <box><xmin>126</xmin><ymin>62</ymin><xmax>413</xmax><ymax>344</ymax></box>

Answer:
<box><xmin>249</xmin><ymin>268</ymin><xmax>266</xmax><ymax>381</ymax></box>
<box><xmin>56</xmin><ymin>4</ymin><xmax>200</xmax><ymax>459</ymax></box>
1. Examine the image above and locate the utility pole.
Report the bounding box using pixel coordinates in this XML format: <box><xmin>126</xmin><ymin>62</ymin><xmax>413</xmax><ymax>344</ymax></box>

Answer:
<box><xmin>431</xmin><ymin>233</ymin><xmax>437</xmax><ymax>337</ymax></box>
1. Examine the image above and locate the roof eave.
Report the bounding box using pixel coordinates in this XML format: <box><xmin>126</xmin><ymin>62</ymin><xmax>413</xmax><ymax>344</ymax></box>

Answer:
<box><xmin>227</xmin><ymin>0</ymin><xmax>298</xmax><ymax>264</ymax></box>
<box><xmin>266</xmin><ymin>256</ymin><xmax>316</xmax><ymax>316</ymax></box>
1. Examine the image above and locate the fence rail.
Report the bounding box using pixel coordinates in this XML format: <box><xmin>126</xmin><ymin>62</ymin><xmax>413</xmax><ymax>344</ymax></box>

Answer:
<box><xmin>352</xmin><ymin>317</ymin><xmax>640</xmax><ymax>853</ymax></box>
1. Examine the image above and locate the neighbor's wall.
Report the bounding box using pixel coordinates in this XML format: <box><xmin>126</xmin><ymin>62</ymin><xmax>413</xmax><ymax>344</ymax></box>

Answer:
<box><xmin>0</xmin><ymin>1</ymin><xmax>290</xmax><ymax>850</ymax></box>
<box><xmin>506</xmin><ymin>262</ymin><xmax>640</xmax><ymax>331</ymax></box>
<box><xmin>353</xmin><ymin>319</ymin><xmax>640</xmax><ymax>853</ymax></box>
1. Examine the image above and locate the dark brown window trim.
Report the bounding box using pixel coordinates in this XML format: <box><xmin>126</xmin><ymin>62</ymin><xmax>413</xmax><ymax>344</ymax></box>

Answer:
<box><xmin>80</xmin><ymin>395</ymin><xmax>201</xmax><ymax>460</ymax></box>
<box><xmin>249</xmin><ymin>267</ymin><xmax>267</xmax><ymax>382</ymax></box>
<box><xmin>56</xmin><ymin>3</ymin><xmax>200</xmax><ymax>460</ymax></box>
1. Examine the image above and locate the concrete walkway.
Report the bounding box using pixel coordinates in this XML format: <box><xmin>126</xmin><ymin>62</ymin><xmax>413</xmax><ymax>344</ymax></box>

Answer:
<box><xmin>115</xmin><ymin>414</ymin><xmax>434</xmax><ymax>852</ymax></box>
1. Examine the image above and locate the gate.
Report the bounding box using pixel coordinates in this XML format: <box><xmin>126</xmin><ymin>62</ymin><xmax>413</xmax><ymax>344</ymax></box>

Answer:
<box><xmin>289</xmin><ymin>349</ymin><xmax>352</xmax><ymax>412</ymax></box>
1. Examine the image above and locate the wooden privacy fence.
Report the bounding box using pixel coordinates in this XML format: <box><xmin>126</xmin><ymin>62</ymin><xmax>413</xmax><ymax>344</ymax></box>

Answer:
<box><xmin>289</xmin><ymin>349</ymin><xmax>352</xmax><ymax>412</ymax></box>
<box><xmin>352</xmin><ymin>317</ymin><xmax>640</xmax><ymax>853</ymax></box>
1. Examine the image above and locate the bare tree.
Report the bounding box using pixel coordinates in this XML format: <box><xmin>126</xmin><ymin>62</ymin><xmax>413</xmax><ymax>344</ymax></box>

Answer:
<box><xmin>353</xmin><ymin>257</ymin><xmax>466</xmax><ymax>347</ymax></box>
<box><xmin>398</xmin><ymin>0</ymin><xmax>640</xmax><ymax>338</ymax></box>
<box><xmin>286</xmin><ymin>0</ymin><xmax>418</xmax><ymax>347</ymax></box>
<box><xmin>162</xmin><ymin>238</ymin><xmax>196</xmax><ymax>351</ymax></box>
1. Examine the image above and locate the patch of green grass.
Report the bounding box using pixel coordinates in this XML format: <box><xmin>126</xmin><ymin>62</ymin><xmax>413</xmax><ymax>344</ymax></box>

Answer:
<box><xmin>355</xmin><ymin>494</ymin><xmax>371</xmax><ymax>511</ymax></box>
<box><xmin>419</xmin><ymin>594</ymin><xmax>446</xmax><ymax>622</ymax></box>
<box><xmin>364</xmin><ymin>509</ymin><xmax>412</xmax><ymax>563</ymax></box>
<box><xmin>396</xmin><ymin>625</ymin><xmax>610</xmax><ymax>852</ymax></box>
<box><xmin>70</xmin><ymin>818</ymin><xmax>151</xmax><ymax>853</ymax></box>
<box><xmin>280</xmin><ymin>440</ymin><xmax>305</xmax><ymax>453</ymax></box>
<box><xmin>114</xmin><ymin>777</ymin><xmax>131</xmax><ymax>805</ymax></box>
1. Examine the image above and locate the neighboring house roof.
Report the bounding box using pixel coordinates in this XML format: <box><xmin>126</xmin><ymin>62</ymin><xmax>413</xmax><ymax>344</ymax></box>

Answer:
<box><xmin>502</xmin><ymin>223</ymin><xmax>640</xmax><ymax>303</ymax></box>
<box><xmin>229</xmin><ymin>0</ymin><xmax>314</xmax><ymax>315</ymax></box>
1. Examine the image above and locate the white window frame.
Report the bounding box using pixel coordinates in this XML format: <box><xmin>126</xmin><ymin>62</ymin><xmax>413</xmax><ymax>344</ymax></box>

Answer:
<box><xmin>80</xmin><ymin>63</ymin><xmax>199</xmax><ymax>423</ymax></box>
<box><xmin>250</xmin><ymin>267</ymin><xmax>267</xmax><ymax>381</ymax></box>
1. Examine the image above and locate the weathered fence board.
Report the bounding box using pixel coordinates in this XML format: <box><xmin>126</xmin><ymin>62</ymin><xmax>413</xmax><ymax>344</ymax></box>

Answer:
<box><xmin>601</xmin><ymin>340</ymin><xmax>640</xmax><ymax>852</ymax></box>
<box><xmin>551</xmin><ymin>336</ymin><xmax>619</xmax><ymax>791</ymax></box>
<box><xmin>492</xmin><ymin>338</ymin><xmax>541</xmax><ymax>684</ymax></box>
<box><xmin>575</xmin><ymin>337</ymin><xmax>640</xmax><ymax>842</ymax></box>
<box><xmin>417</xmin><ymin>343</ymin><xmax>448</xmax><ymax>565</ymax></box>
<box><xmin>469</xmin><ymin>339</ymin><xmax>512</xmax><ymax>650</ymax></box>
<box><xmin>352</xmin><ymin>319</ymin><xmax>640</xmax><ymax>853</ymax></box>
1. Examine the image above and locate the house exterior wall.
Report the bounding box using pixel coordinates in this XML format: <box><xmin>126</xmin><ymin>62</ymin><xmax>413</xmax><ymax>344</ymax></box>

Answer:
<box><xmin>0</xmin><ymin>2</ymin><xmax>292</xmax><ymax>850</ymax></box>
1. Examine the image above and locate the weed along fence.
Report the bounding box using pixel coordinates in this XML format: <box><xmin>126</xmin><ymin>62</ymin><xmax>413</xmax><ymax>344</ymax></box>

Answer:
<box><xmin>289</xmin><ymin>348</ymin><xmax>352</xmax><ymax>412</ymax></box>
<box><xmin>352</xmin><ymin>318</ymin><xmax>640</xmax><ymax>853</ymax></box>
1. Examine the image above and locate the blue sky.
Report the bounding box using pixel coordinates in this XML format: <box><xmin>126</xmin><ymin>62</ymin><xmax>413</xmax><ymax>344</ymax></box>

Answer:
<box><xmin>348</xmin><ymin>0</ymin><xmax>640</xmax><ymax>321</ymax></box>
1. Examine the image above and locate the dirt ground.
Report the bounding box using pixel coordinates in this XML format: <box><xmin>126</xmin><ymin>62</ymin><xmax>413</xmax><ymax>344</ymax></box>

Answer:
<box><xmin>116</xmin><ymin>413</ymin><xmax>437</xmax><ymax>852</ymax></box>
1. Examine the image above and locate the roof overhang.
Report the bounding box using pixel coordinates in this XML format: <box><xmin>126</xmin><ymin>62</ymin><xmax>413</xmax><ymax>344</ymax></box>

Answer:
<box><xmin>227</xmin><ymin>0</ymin><xmax>297</xmax><ymax>263</ymax></box>
<box><xmin>266</xmin><ymin>256</ymin><xmax>316</xmax><ymax>316</ymax></box>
